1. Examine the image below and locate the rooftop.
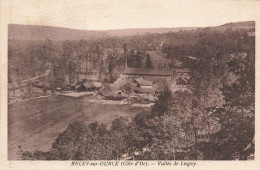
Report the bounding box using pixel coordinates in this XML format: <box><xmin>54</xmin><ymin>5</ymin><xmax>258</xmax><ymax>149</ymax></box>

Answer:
<box><xmin>175</xmin><ymin>68</ymin><xmax>191</xmax><ymax>73</ymax></box>
<box><xmin>134</xmin><ymin>78</ymin><xmax>153</xmax><ymax>86</ymax></box>
<box><xmin>132</xmin><ymin>87</ymin><xmax>155</xmax><ymax>93</ymax></box>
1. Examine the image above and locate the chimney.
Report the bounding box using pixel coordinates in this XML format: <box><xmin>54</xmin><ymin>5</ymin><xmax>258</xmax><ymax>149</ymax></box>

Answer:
<box><xmin>125</xmin><ymin>56</ymin><xmax>128</xmax><ymax>69</ymax></box>
<box><xmin>123</xmin><ymin>44</ymin><xmax>128</xmax><ymax>70</ymax></box>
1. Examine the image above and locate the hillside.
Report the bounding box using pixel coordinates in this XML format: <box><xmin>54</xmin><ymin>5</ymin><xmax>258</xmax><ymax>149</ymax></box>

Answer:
<box><xmin>104</xmin><ymin>27</ymin><xmax>200</xmax><ymax>37</ymax></box>
<box><xmin>218</xmin><ymin>21</ymin><xmax>255</xmax><ymax>30</ymax></box>
<box><xmin>8</xmin><ymin>21</ymin><xmax>254</xmax><ymax>41</ymax></box>
<box><xmin>8</xmin><ymin>24</ymin><xmax>107</xmax><ymax>41</ymax></box>
<box><xmin>8</xmin><ymin>24</ymin><xmax>201</xmax><ymax>41</ymax></box>
<box><xmin>220</xmin><ymin>21</ymin><xmax>255</xmax><ymax>27</ymax></box>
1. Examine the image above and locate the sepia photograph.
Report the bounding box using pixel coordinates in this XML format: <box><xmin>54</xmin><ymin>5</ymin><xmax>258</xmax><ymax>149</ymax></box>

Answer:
<box><xmin>2</xmin><ymin>0</ymin><xmax>257</xmax><ymax>163</ymax></box>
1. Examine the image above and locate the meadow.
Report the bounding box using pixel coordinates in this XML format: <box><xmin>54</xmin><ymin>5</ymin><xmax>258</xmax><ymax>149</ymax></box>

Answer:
<box><xmin>8</xmin><ymin>95</ymin><xmax>145</xmax><ymax>159</ymax></box>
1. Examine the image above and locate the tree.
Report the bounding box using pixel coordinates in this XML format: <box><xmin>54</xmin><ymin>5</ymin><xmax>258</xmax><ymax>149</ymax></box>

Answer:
<box><xmin>68</xmin><ymin>60</ymin><xmax>77</xmax><ymax>85</ymax></box>
<box><xmin>130</xmin><ymin>89</ymin><xmax>212</xmax><ymax>160</ymax></box>
<box><xmin>108</xmin><ymin>53</ymin><xmax>116</xmax><ymax>82</ymax></box>
<box><xmin>215</xmin><ymin>52</ymin><xmax>255</xmax><ymax>160</ymax></box>
<box><xmin>145</xmin><ymin>54</ymin><xmax>153</xmax><ymax>68</ymax></box>
<box><xmin>127</xmin><ymin>50</ymin><xmax>145</xmax><ymax>68</ymax></box>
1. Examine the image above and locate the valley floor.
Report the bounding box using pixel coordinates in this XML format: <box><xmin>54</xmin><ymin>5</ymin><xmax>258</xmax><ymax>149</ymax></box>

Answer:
<box><xmin>8</xmin><ymin>95</ymin><xmax>146</xmax><ymax>160</ymax></box>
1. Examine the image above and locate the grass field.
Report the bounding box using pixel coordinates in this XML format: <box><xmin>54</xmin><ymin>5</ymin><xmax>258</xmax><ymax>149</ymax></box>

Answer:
<box><xmin>8</xmin><ymin>95</ymin><xmax>146</xmax><ymax>159</ymax></box>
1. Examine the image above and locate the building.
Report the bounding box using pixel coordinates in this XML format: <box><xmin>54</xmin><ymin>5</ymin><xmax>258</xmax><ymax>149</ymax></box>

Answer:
<box><xmin>133</xmin><ymin>78</ymin><xmax>153</xmax><ymax>88</ymax></box>
<box><xmin>175</xmin><ymin>68</ymin><xmax>191</xmax><ymax>86</ymax></box>
<box><xmin>75</xmin><ymin>80</ymin><xmax>103</xmax><ymax>92</ymax></box>
<box><xmin>122</xmin><ymin>67</ymin><xmax>176</xmax><ymax>83</ymax></box>
<box><xmin>175</xmin><ymin>68</ymin><xmax>190</xmax><ymax>79</ymax></box>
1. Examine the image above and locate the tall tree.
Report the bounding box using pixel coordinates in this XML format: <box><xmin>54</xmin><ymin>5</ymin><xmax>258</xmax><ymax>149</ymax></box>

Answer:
<box><xmin>145</xmin><ymin>54</ymin><xmax>153</xmax><ymax>68</ymax></box>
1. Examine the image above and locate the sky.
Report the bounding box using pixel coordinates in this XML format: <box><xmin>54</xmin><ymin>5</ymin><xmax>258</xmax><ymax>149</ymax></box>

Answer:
<box><xmin>8</xmin><ymin>0</ymin><xmax>260</xmax><ymax>30</ymax></box>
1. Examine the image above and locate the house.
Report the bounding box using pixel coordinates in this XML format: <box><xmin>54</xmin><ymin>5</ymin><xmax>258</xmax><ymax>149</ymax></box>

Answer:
<box><xmin>172</xmin><ymin>68</ymin><xmax>191</xmax><ymax>87</ymax></box>
<box><xmin>114</xmin><ymin>90</ymin><xmax>128</xmax><ymax>98</ymax></box>
<box><xmin>99</xmin><ymin>83</ymin><xmax>114</xmax><ymax>98</ymax></box>
<box><xmin>122</xmin><ymin>67</ymin><xmax>175</xmax><ymax>83</ymax></box>
<box><xmin>99</xmin><ymin>83</ymin><xmax>127</xmax><ymax>100</ymax></box>
<box><xmin>75</xmin><ymin>80</ymin><xmax>103</xmax><ymax>92</ymax></box>
<box><xmin>132</xmin><ymin>86</ymin><xmax>155</xmax><ymax>94</ymax></box>
<box><xmin>175</xmin><ymin>68</ymin><xmax>191</xmax><ymax>74</ymax></box>
<box><xmin>75</xmin><ymin>83</ymin><xmax>86</xmax><ymax>92</ymax></box>
<box><xmin>175</xmin><ymin>68</ymin><xmax>191</xmax><ymax>79</ymax></box>
<box><xmin>133</xmin><ymin>78</ymin><xmax>153</xmax><ymax>88</ymax></box>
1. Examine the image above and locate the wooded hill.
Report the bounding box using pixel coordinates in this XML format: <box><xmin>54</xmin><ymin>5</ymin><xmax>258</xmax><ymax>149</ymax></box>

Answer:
<box><xmin>8</xmin><ymin>21</ymin><xmax>254</xmax><ymax>41</ymax></box>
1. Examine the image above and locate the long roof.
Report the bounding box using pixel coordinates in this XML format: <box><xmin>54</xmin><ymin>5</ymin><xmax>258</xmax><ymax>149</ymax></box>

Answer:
<box><xmin>175</xmin><ymin>68</ymin><xmax>191</xmax><ymax>73</ymax></box>
<box><xmin>123</xmin><ymin>67</ymin><xmax>174</xmax><ymax>76</ymax></box>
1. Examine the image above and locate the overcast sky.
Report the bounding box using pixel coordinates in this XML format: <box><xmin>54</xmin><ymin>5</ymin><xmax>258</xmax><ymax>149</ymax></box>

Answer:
<box><xmin>9</xmin><ymin>0</ymin><xmax>260</xmax><ymax>30</ymax></box>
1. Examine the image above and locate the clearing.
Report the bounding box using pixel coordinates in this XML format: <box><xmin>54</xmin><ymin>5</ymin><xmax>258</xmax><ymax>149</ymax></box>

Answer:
<box><xmin>8</xmin><ymin>95</ymin><xmax>147</xmax><ymax>159</ymax></box>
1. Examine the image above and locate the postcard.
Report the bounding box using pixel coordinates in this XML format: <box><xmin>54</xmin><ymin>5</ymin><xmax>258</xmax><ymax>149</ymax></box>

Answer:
<box><xmin>0</xmin><ymin>0</ymin><xmax>260</xmax><ymax>169</ymax></box>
